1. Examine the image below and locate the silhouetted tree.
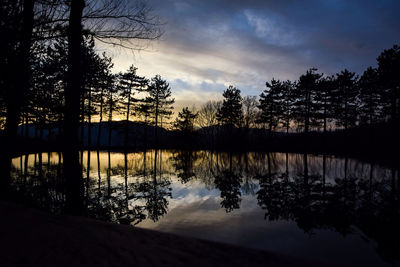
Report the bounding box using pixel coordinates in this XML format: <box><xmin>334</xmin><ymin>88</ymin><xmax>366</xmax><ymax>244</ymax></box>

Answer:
<box><xmin>216</xmin><ymin>85</ymin><xmax>243</xmax><ymax>128</ymax></box>
<box><xmin>358</xmin><ymin>67</ymin><xmax>382</xmax><ymax>126</ymax></box>
<box><xmin>292</xmin><ymin>68</ymin><xmax>323</xmax><ymax>133</ymax></box>
<box><xmin>103</xmin><ymin>74</ymin><xmax>119</xmax><ymax>148</ymax></box>
<box><xmin>377</xmin><ymin>45</ymin><xmax>400</xmax><ymax>126</ymax></box>
<box><xmin>62</xmin><ymin>0</ymin><xmax>161</xmax><ymax>213</ymax></box>
<box><xmin>81</xmin><ymin>37</ymin><xmax>105</xmax><ymax>149</ymax></box>
<box><xmin>118</xmin><ymin>65</ymin><xmax>148</xmax><ymax>148</ymax></box>
<box><xmin>334</xmin><ymin>69</ymin><xmax>359</xmax><ymax>130</ymax></box>
<box><xmin>174</xmin><ymin>107</ymin><xmax>198</xmax><ymax>133</ymax></box>
<box><xmin>1</xmin><ymin>0</ymin><xmax>35</xmax><ymax>193</ymax></box>
<box><xmin>144</xmin><ymin>75</ymin><xmax>174</xmax><ymax>146</ymax></box>
<box><xmin>136</xmin><ymin>97</ymin><xmax>152</xmax><ymax>148</ymax></box>
<box><xmin>95</xmin><ymin>54</ymin><xmax>114</xmax><ymax>148</ymax></box>
<box><xmin>280</xmin><ymin>80</ymin><xmax>294</xmax><ymax>133</ymax></box>
<box><xmin>314</xmin><ymin>76</ymin><xmax>335</xmax><ymax>133</ymax></box>
<box><xmin>63</xmin><ymin>0</ymin><xmax>85</xmax><ymax>214</ymax></box>
<box><xmin>258</xmin><ymin>79</ymin><xmax>283</xmax><ymax>133</ymax></box>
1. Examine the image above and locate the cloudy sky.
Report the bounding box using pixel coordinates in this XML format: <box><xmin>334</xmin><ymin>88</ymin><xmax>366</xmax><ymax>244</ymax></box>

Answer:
<box><xmin>102</xmin><ymin>0</ymin><xmax>400</xmax><ymax>110</ymax></box>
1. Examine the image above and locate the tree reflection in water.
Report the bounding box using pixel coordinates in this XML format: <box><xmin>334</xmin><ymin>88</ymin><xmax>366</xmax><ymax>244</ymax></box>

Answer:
<box><xmin>9</xmin><ymin>150</ymin><xmax>400</xmax><ymax>263</ymax></box>
<box><xmin>213</xmin><ymin>153</ymin><xmax>242</xmax><ymax>212</ymax></box>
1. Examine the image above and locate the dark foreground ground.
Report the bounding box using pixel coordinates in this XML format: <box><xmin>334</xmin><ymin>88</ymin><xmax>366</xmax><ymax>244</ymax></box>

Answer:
<box><xmin>0</xmin><ymin>201</ymin><xmax>332</xmax><ymax>267</ymax></box>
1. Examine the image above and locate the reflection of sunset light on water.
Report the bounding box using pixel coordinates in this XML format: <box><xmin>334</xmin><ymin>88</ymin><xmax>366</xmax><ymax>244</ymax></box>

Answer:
<box><xmin>12</xmin><ymin>150</ymin><xmax>392</xmax><ymax>185</ymax></box>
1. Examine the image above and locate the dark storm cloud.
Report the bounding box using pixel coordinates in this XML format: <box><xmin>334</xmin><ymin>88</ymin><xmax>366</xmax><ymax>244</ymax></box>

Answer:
<box><xmin>129</xmin><ymin>0</ymin><xmax>400</xmax><ymax>98</ymax></box>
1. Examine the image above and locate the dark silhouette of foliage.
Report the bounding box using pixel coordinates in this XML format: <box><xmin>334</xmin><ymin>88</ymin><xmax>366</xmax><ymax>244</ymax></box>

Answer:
<box><xmin>334</xmin><ymin>69</ymin><xmax>359</xmax><ymax>130</ymax></box>
<box><xmin>258</xmin><ymin>79</ymin><xmax>284</xmax><ymax>133</ymax></box>
<box><xmin>142</xmin><ymin>75</ymin><xmax>175</xmax><ymax>146</ymax></box>
<box><xmin>118</xmin><ymin>65</ymin><xmax>148</xmax><ymax>147</ymax></box>
<box><xmin>279</xmin><ymin>81</ymin><xmax>294</xmax><ymax>133</ymax></box>
<box><xmin>358</xmin><ymin>67</ymin><xmax>382</xmax><ymax>126</ymax></box>
<box><xmin>174</xmin><ymin>107</ymin><xmax>198</xmax><ymax>133</ymax></box>
<box><xmin>292</xmin><ymin>68</ymin><xmax>323</xmax><ymax>133</ymax></box>
<box><xmin>314</xmin><ymin>76</ymin><xmax>335</xmax><ymax>133</ymax></box>
<box><xmin>216</xmin><ymin>85</ymin><xmax>243</xmax><ymax>128</ymax></box>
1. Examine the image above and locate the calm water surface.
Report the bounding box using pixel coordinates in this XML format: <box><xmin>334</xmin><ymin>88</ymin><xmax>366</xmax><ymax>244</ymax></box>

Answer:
<box><xmin>11</xmin><ymin>150</ymin><xmax>400</xmax><ymax>266</ymax></box>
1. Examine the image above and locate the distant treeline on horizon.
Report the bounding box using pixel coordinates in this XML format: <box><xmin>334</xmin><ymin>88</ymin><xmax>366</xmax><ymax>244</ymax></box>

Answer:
<box><xmin>1</xmin><ymin>38</ymin><xmax>399</xmax><ymax>144</ymax></box>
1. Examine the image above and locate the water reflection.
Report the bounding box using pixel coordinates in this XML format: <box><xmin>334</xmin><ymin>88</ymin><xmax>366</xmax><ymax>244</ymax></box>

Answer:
<box><xmin>11</xmin><ymin>150</ymin><xmax>400</xmax><ymax>266</ymax></box>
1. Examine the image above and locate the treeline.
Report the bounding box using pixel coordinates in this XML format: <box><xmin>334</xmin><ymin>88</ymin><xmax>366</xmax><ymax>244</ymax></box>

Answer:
<box><xmin>2</xmin><ymin>45</ymin><xmax>399</xmax><ymax>147</ymax></box>
<box><xmin>172</xmin><ymin>45</ymin><xmax>400</xmax><ymax>153</ymax></box>
<box><xmin>194</xmin><ymin>45</ymin><xmax>400</xmax><ymax>135</ymax></box>
<box><xmin>0</xmin><ymin>36</ymin><xmax>175</xmax><ymax>149</ymax></box>
<box><xmin>1</xmin><ymin>34</ymin><xmax>174</xmax><ymax>147</ymax></box>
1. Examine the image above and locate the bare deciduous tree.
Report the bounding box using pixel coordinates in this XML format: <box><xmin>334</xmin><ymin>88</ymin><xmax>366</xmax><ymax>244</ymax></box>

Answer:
<box><xmin>242</xmin><ymin>96</ymin><xmax>258</xmax><ymax>129</ymax></box>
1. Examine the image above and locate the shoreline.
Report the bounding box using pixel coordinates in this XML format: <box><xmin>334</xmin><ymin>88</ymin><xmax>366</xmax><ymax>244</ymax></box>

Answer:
<box><xmin>0</xmin><ymin>200</ymin><xmax>327</xmax><ymax>267</ymax></box>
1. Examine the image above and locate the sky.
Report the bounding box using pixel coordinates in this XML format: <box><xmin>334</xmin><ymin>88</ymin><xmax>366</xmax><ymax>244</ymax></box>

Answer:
<box><xmin>98</xmin><ymin>0</ymin><xmax>400</xmax><ymax>111</ymax></box>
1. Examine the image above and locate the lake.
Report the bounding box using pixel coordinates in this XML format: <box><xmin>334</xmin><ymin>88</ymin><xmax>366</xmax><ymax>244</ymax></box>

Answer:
<box><xmin>11</xmin><ymin>150</ymin><xmax>400</xmax><ymax>266</ymax></box>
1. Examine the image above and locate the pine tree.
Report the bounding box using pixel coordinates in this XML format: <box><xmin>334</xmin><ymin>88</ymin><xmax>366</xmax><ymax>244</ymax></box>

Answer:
<box><xmin>334</xmin><ymin>69</ymin><xmax>359</xmax><ymax>130</ymax></box>
<box><xmin>143</xmin><ymin>75</ymin><xmax>175</xmax><ymax>146</ymax></box>
<box><xmin>280</xmin><ymin>80</ymin><xmax>294</xmax><ymax>133</ymax></box>
<box><xmin>103</xmin><ymin>74</ymin><xmax>119</xmax><ymax>148</ymax></box>
<box><xmin>94</xmin><ymin>53</ymin><xmax>114</xmax><ymax>148</ymax></box>
<box><xmin>216</xmin><ymin>85</ymin><xmax>243</xmax><ymax>128</ymax></box>
<box><xmin>174</xmin><ymin>107</ymin><xmax>198</xmax><ymax>133</ymax></box>
<box><xmin>314</xmin><ymin>75</ymin><xmax>335</xmax><ymax>133</ymax></box>
<box><xmin>292</xmin><ymin>68</ymin><xmax>323</xmax><ymax>133</ymax></box>
<box><xmin>258</xmin><ymin>79</ymin><xmax>283</xmax><ymax>133</ymax></box>
<box><xmin>358</xmin><ymin>67</ymin><xmax>382</xmax><ymax>126</ymax></box>
<box><xmin>118</xmin><ymin>65</ymin><xmax>148</xmax><ymax>147</ymax></box>
<box><xmin>376</xmin><ymin>45</ymin><xmax>400</xmax><ymax>126</ymax></box>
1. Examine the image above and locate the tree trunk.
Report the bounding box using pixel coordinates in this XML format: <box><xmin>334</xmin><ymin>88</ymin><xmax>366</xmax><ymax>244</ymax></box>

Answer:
<box><xmin>305</xmin><ymin>111</ymin><xmax>309</xmax><ymax>133</ymax></box>
<box><xmin>154</xmin><ymin>100</ymin><xmax>159</xmax><ymax>148</ymax></box>
<box><xmin>108</xmin><ymin>105</ymin><xmax>113</xmax><ymax>148</ymax></box>
<box><xmin>97</xmin><ymin>87</ymin><xmax>104</xmax><ymax>148</ymax></box>
<box><xmin>64</xmin><ymin>0</ymin><xmax>85</xmax><ymax>215</ymax></box>
<box><xmin>87</xmin><ymin>86</ymin><xmax>92</xmax><ymax>148</ymax></box>
<box><xmin>125</xmin><ymin>88</ymin><xmax>131</xmax><ymax>148</ymax></box>
<box><xmin>1</xmin><ymin>0</ymin><xmax>34</xmax><ymax>196</ymax></box>
<box><xmin>144</xmin><ymin>115</ymin><xmax>148</xmax><ymax>149</ymax></box>
<box><xmin>305</xmin><ymin>89</ymin><xmax>310</xmax><ymax>134</ymax></box>
<box><xmin>80</xmin><ymin>93</ymin><xmax>85</xmax><ymax>168</ymax></box>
